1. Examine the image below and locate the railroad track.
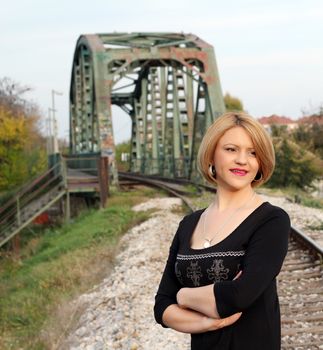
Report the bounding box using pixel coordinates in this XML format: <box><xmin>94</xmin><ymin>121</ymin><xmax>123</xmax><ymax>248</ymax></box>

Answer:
<box><xmin>119</xmin><ymin>172</ymin><xmax>323</xmax><ymax>349</ymax></box>
<box><xmin>279</xmin><ymin>239</ymin><xmax>323</xmax><ymax>349</ymax></box>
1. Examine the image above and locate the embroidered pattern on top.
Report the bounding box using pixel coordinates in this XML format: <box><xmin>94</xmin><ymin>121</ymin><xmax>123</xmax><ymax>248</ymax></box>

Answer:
<box><xmin>177</xmin><ymin>250</ymin><xmax>245</xmax><ymax>260</ymax></box>
<box><xmin>175</xmin><ymin>261</ymin><xmax>184</xmax><ymax>285</ymax></box>
<box><xmin>207</xmin><ymin>259</ymin><xmax>229</xmax><ymax>282</ymax></box>
<box><xmin>187</xmin><ymin>261</ymin><xmax>202</xmax><ymax>286</ymax></box>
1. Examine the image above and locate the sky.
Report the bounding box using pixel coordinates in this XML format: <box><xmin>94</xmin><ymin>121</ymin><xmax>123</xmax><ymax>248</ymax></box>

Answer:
<box><xmin>1</xmin><ymin>0</ymin><xmax>323</xmax><ymax>144</ymax></box>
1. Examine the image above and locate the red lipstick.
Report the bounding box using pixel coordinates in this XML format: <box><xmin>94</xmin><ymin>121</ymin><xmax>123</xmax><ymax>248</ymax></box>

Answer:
<box><xmin>230</xmin><ymin>168</ymin><xmax>248</xmax><ymax>176</ymax></box>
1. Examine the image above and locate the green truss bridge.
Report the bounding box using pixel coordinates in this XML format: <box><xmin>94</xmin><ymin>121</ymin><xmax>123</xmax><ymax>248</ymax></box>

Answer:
<box><xmin>70</xmin><ymin>32</ymin><xmax>225</xmax><ymax>182</ymax></box>
<box><xmin>0</xmin><ymin>32</ymin><xmax>225</xmax><ymax>248</ymax></box>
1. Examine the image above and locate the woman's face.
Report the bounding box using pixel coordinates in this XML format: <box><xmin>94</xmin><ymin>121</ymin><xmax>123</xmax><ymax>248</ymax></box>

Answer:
<box><xmin>213</xmin><ymin>126</ymin><xmax>260</xmax><ymax>191</ymax></box>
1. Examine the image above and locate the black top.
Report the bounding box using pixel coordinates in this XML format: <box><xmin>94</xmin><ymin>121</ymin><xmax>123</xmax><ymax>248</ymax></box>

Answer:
<box><xmin>154</xmin><ymin>202</ymin><xmax>290</xmax><ymax>350</ymax></box>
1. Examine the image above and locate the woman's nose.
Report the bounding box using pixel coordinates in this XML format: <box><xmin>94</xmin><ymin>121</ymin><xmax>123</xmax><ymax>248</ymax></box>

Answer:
<box><xmin>235</xmin><ymin>152</ymin><xmax>247</xmax><ymax>165</ymax></box>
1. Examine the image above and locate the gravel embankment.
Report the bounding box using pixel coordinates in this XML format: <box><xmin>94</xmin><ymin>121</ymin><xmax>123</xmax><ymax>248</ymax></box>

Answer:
<box><xmin>62</xmin><ymin>198</ymin><xmax>189</xmax><ymax>350</ymax></box>
<box><xmin>62</xmin><ymin>195</ymin><xmax>322</xmax><ymax>350</ymax></box>
<box><xmin>260</xmin><ymin>194</ymin><xmax>323</xmax><ymax>247</ymax></box>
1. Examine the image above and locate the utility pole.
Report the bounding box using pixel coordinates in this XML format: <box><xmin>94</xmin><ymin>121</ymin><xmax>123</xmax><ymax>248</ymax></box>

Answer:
<box><xmin>51</xmin><ymin>89</ymin><xmax>63</xmax><ymax>154</ymax></box>
<box><xmin>46</xmin><ymin>107</ymin><xmax>52</xmax><ymax>155</ymax></box>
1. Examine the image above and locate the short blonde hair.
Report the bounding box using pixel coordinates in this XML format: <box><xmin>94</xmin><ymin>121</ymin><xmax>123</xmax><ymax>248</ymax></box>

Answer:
<box><xmin>197</xmin><ymin>112</ymin><xmax>275</xmax><ymax>187</ymax></box>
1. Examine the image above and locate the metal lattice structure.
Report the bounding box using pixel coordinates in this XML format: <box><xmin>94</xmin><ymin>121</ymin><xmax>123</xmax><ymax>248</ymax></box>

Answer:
<box><xmin>69</xmin><ymin>32</ymin><xmax>225</xmax><ymax>182</ymax></box>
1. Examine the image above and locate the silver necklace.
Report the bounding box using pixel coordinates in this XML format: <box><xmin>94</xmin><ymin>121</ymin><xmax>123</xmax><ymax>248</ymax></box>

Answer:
<box><xmin>202</xmin><ymin>192</ymin><xmax>256</xmax><ymax>248</ymax></box>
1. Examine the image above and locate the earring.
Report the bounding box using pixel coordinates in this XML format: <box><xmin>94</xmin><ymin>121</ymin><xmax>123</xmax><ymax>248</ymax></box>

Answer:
<box><xmin>209</xmin><ymin>164</ymin><xmax>216</xmax><ymax>178</ymax></box>
<box><xmin>253</xmin><ymin>172</ymin><xmax>263</xmax><ymax>182</ymax></box>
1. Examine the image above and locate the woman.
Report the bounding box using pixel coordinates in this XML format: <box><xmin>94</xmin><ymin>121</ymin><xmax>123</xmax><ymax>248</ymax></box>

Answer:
<box><xmin>154</xmin><ymin>112</ymin><xmax>290</xmax><ymax>349</ymax></box>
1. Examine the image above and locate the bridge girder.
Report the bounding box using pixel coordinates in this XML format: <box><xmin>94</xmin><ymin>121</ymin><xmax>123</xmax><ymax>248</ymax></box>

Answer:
<box><xmin>69</xmin><ymin>32</ymin><xmax>225</xmax><ymax>182</ymax></box>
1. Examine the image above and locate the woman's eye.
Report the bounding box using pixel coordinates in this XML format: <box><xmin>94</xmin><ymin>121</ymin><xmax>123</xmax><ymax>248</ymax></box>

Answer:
<box><xmin>225</xmin><ymin>147</ymin><xmax>236</xmax><ymax>152</ymax></box>
<box><xmin>249</xmin><ymin>151</ymin><xmax>256</xmax><ymax>156</ymax></box>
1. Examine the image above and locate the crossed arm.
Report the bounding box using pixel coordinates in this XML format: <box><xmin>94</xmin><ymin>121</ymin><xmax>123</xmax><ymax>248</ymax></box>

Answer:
<box><xmin>155</xmin><ymin>211</ymin><xmax>290</xmax><ymax>335</ymax></box>
<box><xmin>162</xmin><ymin>272</ymin><xmax>243</xmax><ymax>333</ymax></box>
<box><xmin>175</xmin><ymin>271</ymin><xmax>243</xmax><ymax>319</ymax></box>
<box><xmin>162</xmin><ymin>302</ymin><xmax>241</xmax><ymax>334</ymax></box>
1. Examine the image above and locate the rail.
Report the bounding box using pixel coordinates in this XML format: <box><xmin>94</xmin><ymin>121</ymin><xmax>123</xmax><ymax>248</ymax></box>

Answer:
<box><xmin>291</xmin><ymin>226</ymin><xmax>323</xmax><ymax>261</ymax></box>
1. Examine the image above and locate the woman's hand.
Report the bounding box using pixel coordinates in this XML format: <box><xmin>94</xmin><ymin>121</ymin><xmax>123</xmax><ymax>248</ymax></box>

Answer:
<box><xmin>162</xmin><ymin>304</ymin><xmax>241</xmax><ymax>334</ymax></box>
<box><xmin>205</xmin><ymin>312</ymin><xmax>242</xmax><ymax>331</ymax></box>
<box><xmin>234</xmin><ymin>270</ymin><xmax>242</xmax><ymax>280</ymax></box>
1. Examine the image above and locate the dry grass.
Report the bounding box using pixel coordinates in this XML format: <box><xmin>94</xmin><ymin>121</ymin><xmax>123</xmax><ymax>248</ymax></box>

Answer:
<box><xmin>0</xmin><ymin>187</ymin><xmax>161</xmax><ymax>350</ymax></box>
<box><xmin>40</xmin><ymin>244</ymin><xmax>118</xmax><ymax>350</ymax></box>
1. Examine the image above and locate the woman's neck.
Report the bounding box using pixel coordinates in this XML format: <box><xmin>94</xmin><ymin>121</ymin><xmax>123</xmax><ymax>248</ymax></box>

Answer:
<box><xmin>213</xmin><ymin>187</ymin><xmax>255</xmax><ymax>212</ymax></box>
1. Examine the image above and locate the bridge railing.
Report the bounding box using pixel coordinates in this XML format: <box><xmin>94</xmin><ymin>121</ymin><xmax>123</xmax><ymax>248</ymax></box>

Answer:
<box><xmin>0</xmin><ymin>153</ymin><xmax>111</xmax><ymax>248</ymax></box>
<box><xmin>63</xmin><ymin>153</ymin><xmax>101</xmax><ymax>176</ymax></box>
<box><xmin>62</xmin><ymin>154</ymin><xmax>109</xmax><ymax>207</ymax></box>
<box><xmin>0</xmin><ymin>161</ymin><xmax>65</xmax><ymax>245</ymax></box>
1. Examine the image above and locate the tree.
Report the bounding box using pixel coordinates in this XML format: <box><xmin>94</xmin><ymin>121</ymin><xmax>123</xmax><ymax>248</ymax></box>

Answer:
<box><xmin>292</xmin><ymin>121</ymin><xmax>323</xmax><ymax>158</ymax></box>
<box><xmin>268</xmin><ymin>137</ymin><xmax>321</xmax><ymax>190</ymax></box>
<box><xmin>0</xmin><ymin>77</ymin><xmax>47</xmax><ymax>192</ymax></box>
<box><xmin>224</xmin><ymin>93</ymin><xmax>244</xmax><ymax>112</ymax></box>
<box><xmin>0</xmin><ymin>77</ymin><xmax>33</xmax><ymax>116</ymax></box>
<box><xmin>270</xmin><ymin>124</ymin><xmax>288</xmax><ymax>138</ymax></box>
<box><xmin>311</xmin><ymin>122</ymin><xmax>323</xmax><ymax>158</ymax></box>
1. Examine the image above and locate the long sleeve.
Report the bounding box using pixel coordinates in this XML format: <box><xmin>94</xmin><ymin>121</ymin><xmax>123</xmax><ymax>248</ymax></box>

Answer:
<box><xmin>154</xmin><ymin>220</ymin><xmax>183</xmax><ymax>327</ymax></box>
<box><xmin>214</xmin><ymin>208</ymin><xmax>290</xmax><ymax>318</ymax></box>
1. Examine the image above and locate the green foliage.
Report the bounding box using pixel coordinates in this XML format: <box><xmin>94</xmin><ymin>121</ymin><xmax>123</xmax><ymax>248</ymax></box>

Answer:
<box><xmin>291</xmin><ymin>121</ymin><xmax>323</xmax><ymax>158</ymax></box>
<box><xmin>300</xmin><ymin>196</ymin><xmax>323</xmax><ymax>209</ymax></box>
<box><xmin>224</xmin><ymin>92</ymin><xmax>244</xmax><ymax>112</ymax></box>
<box><xmin>0</xmin><ymin>189</ymin><xmax>154</xmax><ymax>349</ymax></box>
<box><xmin>270</xmin><ymin>124</ymin><xmax>288</xmax><ymax>138</ymax></box>
<box><xmin>268</xmin><ymin>137</ymin><xmax>321</xmax><ymax>190</ymax></box>
<box><xmin>256</xmin><ymin>187</ymin><xmax>323</xmax><ymax>209</ymax></box>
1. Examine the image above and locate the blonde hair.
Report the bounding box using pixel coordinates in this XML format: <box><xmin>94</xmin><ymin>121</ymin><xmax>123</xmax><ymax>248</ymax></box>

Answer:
<box><xmin>197</xmin><ymin>112</ymin><xmax>275</xmax><ymax>187</ymax></box>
